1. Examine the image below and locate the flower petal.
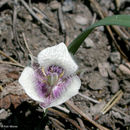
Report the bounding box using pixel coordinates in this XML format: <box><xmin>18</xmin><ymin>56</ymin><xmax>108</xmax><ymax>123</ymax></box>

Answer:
<box><xmin>41</xmin><ymin>75</ymin><xmax>81</xmax><ymax>108</ymax></box>
<box><xmin>19</xmin><ymin>67</ymin><xmax>44</xmax><ymax>102</ymax></box>
<box><xmin>38</xmin><ymin>43</ymin><xmax>78</xmax><ymax>76</ymax></box>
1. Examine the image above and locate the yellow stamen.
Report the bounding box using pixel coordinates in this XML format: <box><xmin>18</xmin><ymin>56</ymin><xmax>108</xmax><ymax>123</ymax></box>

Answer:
<box><xmin>42</xmin><ymin>67</ymin><xmax>46</xmax><ymax>76</ymax></box>
<box><xmin>59</xmin><ymin>71</ymin><xmax>64</xmax><ymax>79</ymax></box>
<box><xmin>0</xmin><ymin>85</ymin><xmax>3</xmax><ymax>92</ymax></box>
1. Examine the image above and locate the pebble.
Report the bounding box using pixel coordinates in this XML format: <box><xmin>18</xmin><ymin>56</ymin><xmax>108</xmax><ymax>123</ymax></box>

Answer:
<box><xmin>110</xmin><ymin>79</ymin><xmax>120</xmax><ymax>94</ymax></box>
<box><xmin>110</xmin><ymin>52</ymin><xmax>121</xmax><ymax>64</ymax></box>
<box><xmin>62</xmin><ymin>0</ymin><xmax>74</xmax><ymax>12</ymax></box>
<box><xmin>97</xmin><ymin>26</ymin><xmax>105</xmax><ymax>32</ymax></box>
<box><xmin>84</xmin><ymin>38</ymin><xmax>95</xmax><ymax>48</ymax></box>
<box><xmin>74</xmin><ymin>15</ymin><xmax>88</xmax><ymax>25</ymax></box>
<box><xmin>89</xmin><ymin>73</ymin><xmax>106</xmax><ymax>90</ymax></box>
<box><xmin>125</xmin><ymin>62</ymin><xmax>130</xmax><ymax>68</ymax></box>
<box><xmin>98</xmin><ymin>62</ymin><xmax>116</xmax><ymax>79</ymax></box>
<box><xmin>25</xmin><ymin>110</ymin><xmax>31</xmax><ymax>117</ymax></box>
<box><xmin>122</xmin><ymin>80</ymin><xmax>130</xmax><ymax>92</ymax></box>
<box><xmin>118</xmin><ymin>64</ymin><xmax>130</xmax><ymax>76</ymax></box>
<box><xmin>98</xmin><ymin>62</ymin><xmax>109</xmax><ymax>77</ymax></box>
<box><xmin>50</xmin><ymin>0</ymin><xmax>60</xmax><ymax>10</ymax></box>
<box><xmin>0</xmin><ymin>109</ymin><xmax>9</xmax><ymax>120</ymax></box>
<box><xmin>90</xmin><ymin>101</ymin><xmax>106</xmax><ymax>115</ymax></box>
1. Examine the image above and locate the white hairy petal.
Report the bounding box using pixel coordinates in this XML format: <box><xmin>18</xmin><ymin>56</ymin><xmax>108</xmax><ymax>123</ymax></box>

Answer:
<box><xmin>19</xmin><ymin>67</ymin><xmax>44</xmax><ymax>102</ymax></box>
<box><xmin>38</xmin><ymin>42</ymin><xmax>78</xmax><ymax>76</ymax></box>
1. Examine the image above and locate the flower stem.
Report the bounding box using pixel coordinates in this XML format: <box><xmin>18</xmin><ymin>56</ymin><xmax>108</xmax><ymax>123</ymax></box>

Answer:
<box><xmin>43</xmin><ymin>109</ymin><xmax>48</xmax><ymax>117</ymax></box>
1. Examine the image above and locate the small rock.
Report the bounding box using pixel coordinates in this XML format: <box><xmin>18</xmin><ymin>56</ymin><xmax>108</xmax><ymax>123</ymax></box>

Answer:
<box><xmin>121</xmin><ymin>80</ymin><xmax>130</xmax><ymax>92</ymax></box>
<box><xmin>110</xmin><ymin>79</ymin><xmax>120</xmax><ymax>93</ymax></box>
<box><xmin>50</xmin><ymin>0</ymin><xmax>60</xmax><ymax>10</ymax></box>
<box><xmin>62</xmin><ymin>0</ymin><xmax>74</xmax><ymax>12</ymax></box>
<box><xmin>111</xmin><ymin>111</ymin><xmax>122</xmax><ymax>119</ymax></box>
<box><xmin>110</xmin><ymin>52</ymin><xmax>121</xmax><ymax>64</ymax></box>
<box><xmin>84</xmin><ymin>38</ymin><xmax>95</xmax><ymax>48</ymax></box>
<box><xmin>123</xmin><ymin>93</ymin><xmax>130</xmax><ymax>100</ymax></box>
<box><xmin>89</xmin><ymin>73</ymin><xmax>106</xmax><ymax>90</ymax></box>
<box><xmin>74</xmin><ymin>15</ymin><xmax>88</xmax><ymax>25</ymax></box>
<box><xmin>97</xmin><ymin>26</ymin><xmax>104</xmax><ymax>32</ymax></box>
<box><xmin>0</xmin><ymin>109</ymin><xmax>10</xmax><ymax>120</ymax></box>
<box><xmin>118</xmin><ymin>64</ymin><xmax>130</xmax><ymax>76</ymax></box>
<box><xmin>98</xmin><ymin>62</ymin><xmax>109</xmax><ymax>77</ymax></box>
<box><xmin>90</xmin><ymin>101</ymin><xmax>106</xmax><ymax>115</ymax></box>
<box><xmin>125</xmin><ymin>62</ymin><xmax>130</xmax><ymax>68</ymax></box>
<box><xmin>98</xmin><ymin>62</ymin><xmax>116</xmax><ymax>79</ymax></box>
<box><xmin>85</xmin><ymin>110</ymin><xmax>92</xmax><ymax>119</ymax></box>
<box><xmin>25</xmin><ymin>110</ymin><xmax>31</xmax><ymax>117</ymax></box>
<box><xmin>45</xmin><ymin>125</ymin><xmax>50</xmax><ymax>130</ymax></box>
<box><xmin>107</xmin><ymin>67</ymin><xmax>116</xmax><ymax>79</ymax></box>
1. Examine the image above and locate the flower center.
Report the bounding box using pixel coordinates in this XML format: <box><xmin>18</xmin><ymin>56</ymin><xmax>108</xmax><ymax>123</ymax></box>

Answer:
<box><xmin>35</xmin><ymin>65</ymin><xmax>66</xmax><ymax>97</ymax></box>
<box><xmin>41</xmin><ymin>65</ymin><xmax>64</xmax><ymax>87</ymax></box>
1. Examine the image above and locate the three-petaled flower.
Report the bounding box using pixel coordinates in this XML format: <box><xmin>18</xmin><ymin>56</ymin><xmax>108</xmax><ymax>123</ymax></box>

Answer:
<box><xmin>19</xmin><ymin>43</ymin><xmax>81</xmax><ymax>109</ymax></box>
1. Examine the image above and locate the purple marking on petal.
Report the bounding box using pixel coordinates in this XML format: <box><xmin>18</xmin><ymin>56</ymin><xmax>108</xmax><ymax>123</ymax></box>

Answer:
<box><xmin>35</xmin><ymin>80</ymin><xmax>47</xmax><ymax>97</ymax></box>
<box><xmin>47</xmin><ymin>65</ymin><xmax>64</xmax><ymax>75</ymax></box>
<box><xmin>32</xmin><ymin>64</ymin><xmax>74</xmax><ymax>108</ymax></box>
<box><xmin>40</xmin><ymin>78</ymin><xmax>72</xmax><ymax>108</ymax></box>
<box><xmin>52</xmin><ymin>78</ymin><xmax>71</xmax><ymax>99</ymax></box>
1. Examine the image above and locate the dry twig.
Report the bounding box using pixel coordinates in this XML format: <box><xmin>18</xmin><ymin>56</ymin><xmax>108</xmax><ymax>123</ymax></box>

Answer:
<box><xmin>0</xmin><ymin>50</ymin><xmax>23</xmax><ymax>67</ymax></box>
<box><xmin>0</xmin><ymin>60</ymin><xmax>24</xmax><ymax>68</ymax></box>
<box><xmin>115</xmin><ymin>0</ymin><xmax>120</xmax><ymax>10</ymax></box>
<box><xmin>92</xmin><ymin>13</ymin><xmax>97</xmax><ymax>24</ymax></box>
<box><xmin>55</xmin><ymin>105</ymin><xmax>70</xmax><ymax>114</ymax></box>
<box><xmin>32</xmin><ymin>7</ymin><xmax>48</xmax><ymax>21</ymax></box>
<box><xmin>48</xmin><ymin>108</ymin><xmax>82</xmax><ymax>130</ymax></box>
<box><xmin>13</xmin><ymin>0</ymin><xmax>26</xmax><ymax>54</ymax></box>
<box><xmin>22</xmin><ymin>33</ymin><xmax>33</xmax><ymax>56</ymax></box>
<box><xmin>78</xmin><ymin>92</ymin><xmax>100</xmax><ymax>104</ymax></box>
<box><xmin>49</xmin><ymin>117</ymin><xmax>65</xmax><ymax>130</ymax></box>
<box><xmin>65</xmin><ymin>101</ymin><xmax>109</xmax><ymax>130</ymax></box>
<box><xmin>20</xmin><ymin>0</ymin><xmax>56</xmax><ymax>31</ymax></box>
<box><xmin>77</xmin><ymin>117</ymin><xmax>86</xmax><ymax>130</ymax></box>
<box><xmin>29</xmin><ymin>0</ymin><xmax>32</xmax><ymax>7</ymax></box>
<box><xmin>101</xmin><ymin>90</ymin><xmax>123</xmax><ymax>114</ymax></box>
<box><xmin>58</xmin><ymin>5</ymin><xmax>66</xmax><ymax>34</ymax></box>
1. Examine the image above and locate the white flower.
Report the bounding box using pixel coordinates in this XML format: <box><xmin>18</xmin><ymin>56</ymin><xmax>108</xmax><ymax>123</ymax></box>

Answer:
<box><xmin>19</xmin><ymin>42</ymin><xmax>81</xmax><ymax>109</ymax></box>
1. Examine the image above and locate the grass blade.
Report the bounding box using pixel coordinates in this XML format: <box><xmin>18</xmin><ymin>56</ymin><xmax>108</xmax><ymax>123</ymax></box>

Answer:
<box><xmin>68</xmin><ymin>15</ymin><xmax>130</xmax><ymax>54</ymax></box>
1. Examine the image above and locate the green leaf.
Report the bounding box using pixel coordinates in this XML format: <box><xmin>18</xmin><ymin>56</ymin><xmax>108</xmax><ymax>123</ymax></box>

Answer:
<box><xmin>68</xmin><ymin>15</ymin><xmax>130</xmax><ymax>55</ymax></box>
